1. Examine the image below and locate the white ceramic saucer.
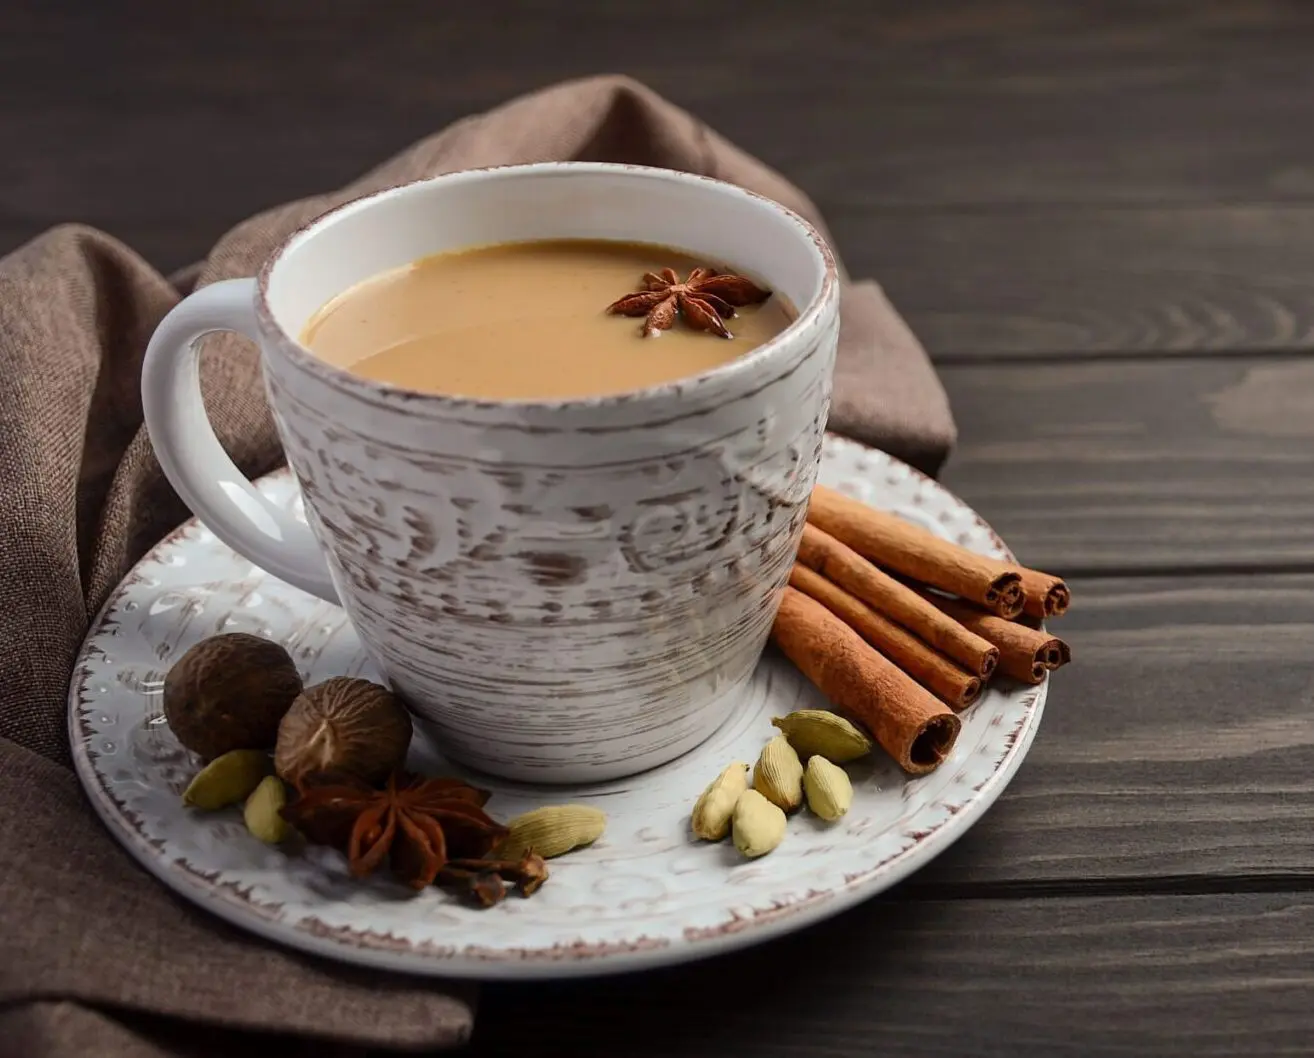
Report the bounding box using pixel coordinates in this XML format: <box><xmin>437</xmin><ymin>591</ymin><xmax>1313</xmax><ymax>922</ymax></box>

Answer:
<box><xmin>68</xmin><ymin>434</ymin><xmax>1045</xmax><ymax>980</ymax></box>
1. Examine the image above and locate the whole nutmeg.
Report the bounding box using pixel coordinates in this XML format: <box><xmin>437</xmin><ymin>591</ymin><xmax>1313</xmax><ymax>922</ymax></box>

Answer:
<box><xmin>274</xmin><ymin>677</ymin><xmax>413</xmax><ymax>786</ymax></box>
<box><xmin>163</xmin><ymin>633</ymin><xmax>303</xmax><ymax>760</ymax></box>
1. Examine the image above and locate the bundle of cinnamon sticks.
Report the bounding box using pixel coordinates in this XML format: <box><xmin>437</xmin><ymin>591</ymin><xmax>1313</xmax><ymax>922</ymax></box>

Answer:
<box><xmin>770</xmin><ymin>484</ymin><xmax>1070</xmax><ymax>777</ymax></box>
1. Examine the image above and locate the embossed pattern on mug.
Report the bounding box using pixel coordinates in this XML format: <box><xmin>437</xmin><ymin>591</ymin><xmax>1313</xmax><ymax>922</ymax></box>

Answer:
<box><xmin>261</xmin><ymin>311</ymin><xmax>840</xmax><ymax>780</ymax></box>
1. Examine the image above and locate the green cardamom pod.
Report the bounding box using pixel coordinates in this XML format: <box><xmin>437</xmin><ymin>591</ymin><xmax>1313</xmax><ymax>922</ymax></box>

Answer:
<box><xmin>182</xmin><ymin>749</ymin><xmax>273</xmax><ymax>810</ymax></box>
<box><xmin>243</xmin><ymin>775</ymin><xmax>290</xmax><ymax>844</ymax></box>
<box><xmin>771</xmin><ymin>709</ymin><xmax>872</xmax><ymax>763</ymax></box>
<box><xmin>803</xmin><ymin>755</ymin><xmax>854</xmax><ymax>821</ymax></box>
<box><xmin>732</xmin><ymin>789</ymin><xmax>787</xmax><ymax>858</ymax></box>
<box><xmin>496</xmin><ymin>804</ymin><xmax>606</xmax><ymax>860</ymax></box>
<box><xmin>690</xmin><ymin>761</ymin><xmax>750</xmax><ymax>841</ymax></box>
<box><xmin>753</xmin><ymin>733</ymin><xmax>804</xmax><ymax>811</ymax></box>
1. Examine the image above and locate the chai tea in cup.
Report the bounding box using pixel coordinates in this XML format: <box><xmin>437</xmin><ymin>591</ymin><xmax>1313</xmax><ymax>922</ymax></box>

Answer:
<box><xmin>300</xmin><ymin>239</ymin><xmax>794</xmax><ymax>399</ymax></box>
<box><xmin>141</xmin><ymin>162</ymin><xmax>839</xmax><ymax>782</ymax></box>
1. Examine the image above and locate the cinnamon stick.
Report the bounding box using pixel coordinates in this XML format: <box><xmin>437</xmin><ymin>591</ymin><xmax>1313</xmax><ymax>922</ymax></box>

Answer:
<box><xmin>807</xmin><ymin>484</ymin><xmax>1025</xmax><ymax>618</ymax></box>
<box><xmin>770</xmin><ymin>586</ymin><xmax>961</xmax><ymax>775</ymax></box>
<box><xmin>924</xmin><ymin>592</ymin><xmax>1071</xmax><ymax>685</ymax></box>
<box><xmin>1019</xmin><ymin>568</ymin><xmax>1071</xmax><ymax>619</ymax></box>
<box><xmin>789</xmin><ymin>564</ymin><xmax>984</xmax><ymax>710</ymax></box>
<box><xmin>796</xmin><ymin>523</ymin><xmax>998</xmax><ymax>679</ymax></box>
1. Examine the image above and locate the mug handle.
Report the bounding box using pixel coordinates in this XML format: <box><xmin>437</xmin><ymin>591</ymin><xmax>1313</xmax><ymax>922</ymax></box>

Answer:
<box><xmin>141</xmin><ymin>277</ymin><xmax>340</xmax><ymax>603</ymax></box>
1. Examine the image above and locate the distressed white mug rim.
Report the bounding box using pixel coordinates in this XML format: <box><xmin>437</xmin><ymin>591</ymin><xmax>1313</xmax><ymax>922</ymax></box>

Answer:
<box><xmin>254</xmin><ymin>162</ymin><xmax>839</xmax><ymax>411</ymax></box>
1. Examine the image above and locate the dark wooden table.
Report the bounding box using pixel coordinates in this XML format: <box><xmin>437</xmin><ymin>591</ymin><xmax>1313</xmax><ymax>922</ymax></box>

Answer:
<box><xmin>7</xmin><ymin>2</ymin><xmax>1314</xmax><ymax>1054</ymax></box>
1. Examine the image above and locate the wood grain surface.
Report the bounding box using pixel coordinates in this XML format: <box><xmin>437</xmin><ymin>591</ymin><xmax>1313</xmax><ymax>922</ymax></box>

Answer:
<box><xmin>841</xmin><ymin>207</ymin><xmax>1314</xmax><ymax>358</ymax></box>
<box><xmin>907</xmin><ymin>575</ymin><xmax>1314</xmax><ymax>890</ymax></box>
<box><xmin>3</xmin><ymin>1</ymin><xmax>1314</xmax><ymax>263</ymax></box>
<box><xmin>938</xmin><ymin>356</ymin><xmax>1314</xmax><ymax>572</ymax></box>
<box><xmin>471</xmin><ymin>892</ymin><xmax>1314</xmax><ymax>1057</ymax></box>
<box><xmin>4</xmin><ymin>0</ymin><xmax>1313</xmax><ymax>1054</ymax></box>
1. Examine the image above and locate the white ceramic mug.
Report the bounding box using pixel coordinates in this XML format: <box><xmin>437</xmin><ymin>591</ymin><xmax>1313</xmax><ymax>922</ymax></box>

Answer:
<box><xmin>142</xmin><ymin>162</ymin><xmax>840</xmax><ymax>783</ymax></box>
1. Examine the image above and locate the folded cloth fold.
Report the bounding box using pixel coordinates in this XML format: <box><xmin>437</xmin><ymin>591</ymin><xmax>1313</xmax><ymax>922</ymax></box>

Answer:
<box><xmin>0</xmin><ymin>74</ymin><xmax>955</xmax><ymax>1057</ymax></box>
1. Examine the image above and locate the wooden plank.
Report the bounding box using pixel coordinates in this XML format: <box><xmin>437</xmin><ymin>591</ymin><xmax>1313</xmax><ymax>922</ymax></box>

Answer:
<box><xmin>905</xmin><ymin>574</ymin><xmax>1314</xmax><ymax>890</ymax></box>
<box><xmin>833</xmin><ymin>205</ymin><xmax>1314</xmax><ymax>357</ymax></box>
<box><xmin>786</xmin><ymin>1</ymin><xmax>1314</xmax><ymax>210</ymax></box>
<box><xmin>5</xmin><ymin>2</ymin><xmax>1314</xmax><ymax>273</ymax></box>
<box><xmin>932</xmin><ymin>355</ymin><xmax>1314</xmax><ymax>572</ymax></box>
<box><xmin>470</xmin><ymin>892</ymin><xmax>1314</xmax><ymax>1057</ymax></box>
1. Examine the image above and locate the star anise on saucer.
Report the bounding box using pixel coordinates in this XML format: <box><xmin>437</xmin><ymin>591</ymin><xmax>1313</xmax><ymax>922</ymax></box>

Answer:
<box><xmin>605</xmin><ymin>267</ymin><xmax>772</xmax><ymax>339</ymax></box>
<box><xmin>281</xmin><ymin>771</ymin><xmax>508</xmax><ymax>891</ymax></box>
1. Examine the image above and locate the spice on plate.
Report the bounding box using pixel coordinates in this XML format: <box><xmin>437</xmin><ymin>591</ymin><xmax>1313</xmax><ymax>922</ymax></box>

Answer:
<box><xmin>921</xmin><ymin>591</ymin><xmax>1071</xmax><ymax>685</ymax></box>
<box><xmin>790</xmin><ymin>563</ymin><xmax>985</xmax><ymax>710</ymax></box>
<box><xmin>495</xmin><ymin>804</ymin><xmax>607</xmax><ymax>861</ymax></box>
<box><xmin>274</xmin><ymin>677</ymin><xmax>413</xmax><ymax>786</ymax></box>
<box><xmin>280</xmin><ymin>771</ymin><xmax>506</xmax><ymax>890</ymax></box>
<box><xmin>163</xmin><ymin>633</ymin><xmax>303</xmax><ymax>759</ymax></box>
<box><xmin>688</xmin><ymin>483</ymin><xmax>1074</xmax><ymax>856</ymax></box>
<box><xmin>732</xmin><ymin>789</ymin><xmax>787</xmax><ymax>858</ymax></box>
<box><xmin>795</xmin><ymin>523</ymin><xmax>999</xmax><ymax>679</ymax></box>
<box><xmin>243</xmin><ymin>775</ymin><xmax>291</xmax><ymax>844</ymax></box>
<box><xmin>803</xmin><ymin>756</ymin><xmax>853</xmax><ymax>822</ymax></box>
<box><xmin>455</xmin><ymin>869</ymin><xmax>507</xmax><ymax>908</ymax></box>
<box><xmin>440</xmin><ymin>852</ymin><xmax>550</xmax><ymax>905</ymax></box>
<box><xmin>806</xmin><ymin>485</ymin><xmax>1027</xmax><ymax>618</ymax></box>
<box><xmin>753</xmin><ymin>734</ymin><xmax>804</xmax><ymax>812</ymax></box>
<box><xmin>1018</xmin><ymin>568</ymin><xmax>1071</xmax><ymax>619</ymax></box>
<box><xmin>769</xmin><ymin>710</ymin><xmax>872</xmax><ymax>764</ymax></box>
<box><xmin>182</xmin><ymin>749</ymin><xmax>273</xmax><ymax>810</ymax></box>
<box><xmin>770</xmin><ymin>586</ymin><xmax>961</xmax><ymax>776</ymax></box>
<box><xmin>690</xmin><ymin>761</ymin><xmax>750</xmax><ymax>841</ymax></box>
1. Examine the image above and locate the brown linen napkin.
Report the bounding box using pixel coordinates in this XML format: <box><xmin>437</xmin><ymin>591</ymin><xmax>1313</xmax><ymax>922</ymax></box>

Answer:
<box><xmin>0</xmin><ymin>75</ymin><xmax>955</xmax><ymax>1058</ymax></box>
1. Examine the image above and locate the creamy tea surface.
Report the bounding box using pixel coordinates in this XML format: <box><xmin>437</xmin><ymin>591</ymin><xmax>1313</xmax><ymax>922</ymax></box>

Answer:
<box><xmin>300</xmin><ymin>239</ymin><xmax>793</xmax><ymax>400</ymax></box>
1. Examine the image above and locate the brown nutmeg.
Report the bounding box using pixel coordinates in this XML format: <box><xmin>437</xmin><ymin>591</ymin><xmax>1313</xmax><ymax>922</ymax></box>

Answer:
<box><xmin>274</xmin><ymin>677</ymin><xmax>413</xmax><ymax>786</ymax></box>
<box><xmin>163</xmin><ymin>633</ymin><xmax>303</xmax><ymax>760</ymax></box>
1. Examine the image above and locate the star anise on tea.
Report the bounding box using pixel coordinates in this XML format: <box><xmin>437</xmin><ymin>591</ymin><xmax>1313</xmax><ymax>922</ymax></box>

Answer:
<box><xmin>605</xmin><ymin>267</ymin><xmax>772</xmax><ymax>339</ymax></box>
<box><xmin>280</xmin><ymin>771</ymin><xmax>508</xmax><ymax>891</ymax></box>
